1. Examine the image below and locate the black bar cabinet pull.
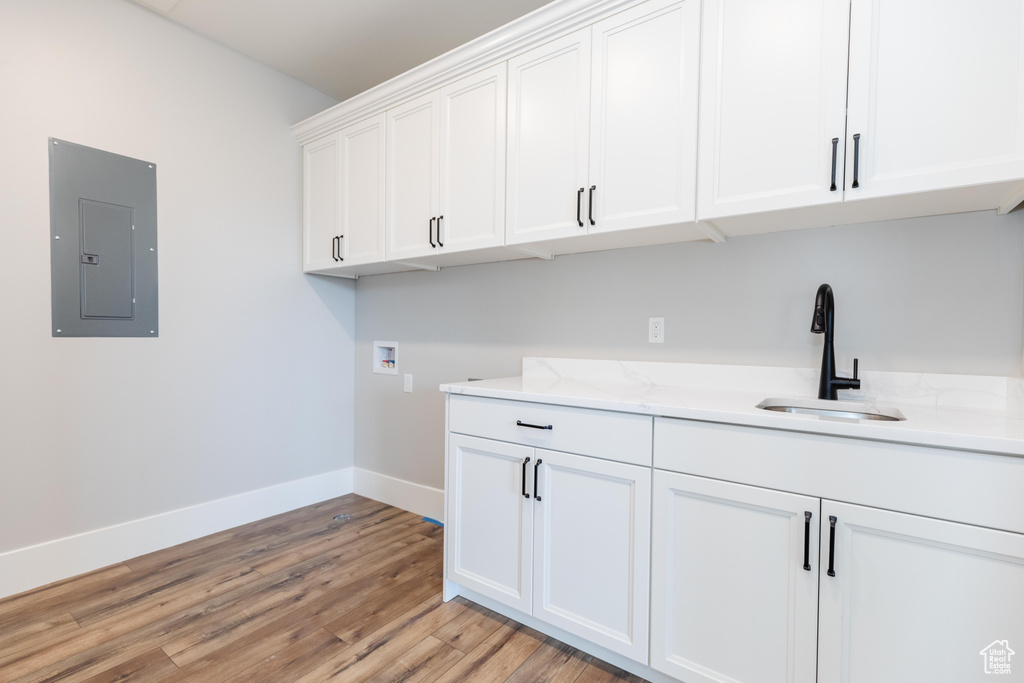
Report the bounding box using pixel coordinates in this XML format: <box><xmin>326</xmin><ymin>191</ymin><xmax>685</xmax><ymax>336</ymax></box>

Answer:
<box><xmin>437</xmin><ymin>215</ymin><xmax>444</xmax><ymax>247</ymax></box>
<box><xmin>337</xmin><ymin>235</ymin><xmax>344</xmax><ymax>262</ymax></box>
<box><xmin>534</xmin><ymin>459</ymin><xmax>543</xmax><ymax>502</ymax></box>
<box><xmin>588</xmin><ymin>185</ymin><xmax>596</xmax><ymax>226</ymax></box>
<box><xmin>851</xmin><ymin>134</ymin><xmax>861</xmax><ymax>189</ymax></box>
<box><xmin>803</xmin><ymin>511</ymin><xmax>812</xmax><ymax>571</ymax></box>
<box><xmin>522</xmin><ymin>457</ymin><xmax>531</xmax><ymax>499</ymax></box>
<box><xmin>827</xmin><ymin>515</ymin><xmax>837</xmax><ymax>577</ymax></box>
<box><xmin>577</xmin><ymin>188</ymin><xmax>584</xmax><ymax>227</ymax></box>
<box><xmin>331</xmin><ymin>236</ymin><xmax>339</xmax><ymax>262</ymax></box>
<box><xmin>829</xmin><ymin>138</ymin><xmax>839</xmax><ymax>191</ymax></box>
<box><xmin>429</xmin><ymin>217</ymin><xmax>436</xmax><ymax>248</ymax></box>
<box><xmin>516</xmin><ymin>420</ymin><xmax>553</xmax><ymax>430</ymax></box>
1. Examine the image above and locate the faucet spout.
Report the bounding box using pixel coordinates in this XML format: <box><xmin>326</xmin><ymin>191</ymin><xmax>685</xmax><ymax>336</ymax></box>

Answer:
<box><xmin>810</xmin><ymin>284</ymin><xmax>861</xmax><ymax>400</ymax></box>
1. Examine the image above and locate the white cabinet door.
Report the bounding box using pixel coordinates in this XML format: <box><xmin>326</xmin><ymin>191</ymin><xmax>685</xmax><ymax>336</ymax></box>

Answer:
<box><xmin>338</xmin><ymin>114</ymin><xmax>385</xmax><ymax>266</ymax></box>
<box><xmin>589</xmin><ymin>0</ymin><xmax>699</xmax><ymax>233</ymax></box>
<box><xmin>696</xmin><ymin>0</ymin><xmax>850</xmax><ymax>220</ymax></box>
<box><xmin>386</xmin><ymin>91</ymin><xmax>439</xmax><ymax>260</ymax></box>
<box><xmin>302</xmin><ymin>133</ymin><xmax>341</xmax><ymax>271</ymax></box>
<box><xmin>817</xmin><ymin>500</ymin><xmax>1024</xmax><ymax>683</ymax></box>
<box><xmin>438</xmin><ymin>65</ymin><xmax>507</xmax><ymax>254</ymax></box>
<box><xmin>650</xmin><ymin>471</ymin><xmax>820</xmax><ymax>683</ymax></box>
<box><xmin>506</xmin><ymin>28</ymin><xmax>593</xmax><ymax>245</ymax></box>
<box><xmin>532</xmin><ymin>449</ymin><xmax>651</xmax><ymax>663</ymax></box>
<box><xmin>446</xmin><ymin>434</ymin><xmax>534</xmax><ymax>614</ymax></box>
<box><xmin>845</xmin><ymin>0</ymin><xmax>1024</xmax><ymax>200</ymax></box>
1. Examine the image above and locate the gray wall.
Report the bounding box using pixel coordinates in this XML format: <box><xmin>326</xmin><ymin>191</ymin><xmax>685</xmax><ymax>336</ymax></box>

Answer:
<box><xmin>355</xmin><ymin>210</ymin><xmax>1024</xmax><ymax>490</ymax></box>
<box><xmin>0</xmin><ymin>0</ymin><xmax>353</xmax><ymax>553</ymax></box>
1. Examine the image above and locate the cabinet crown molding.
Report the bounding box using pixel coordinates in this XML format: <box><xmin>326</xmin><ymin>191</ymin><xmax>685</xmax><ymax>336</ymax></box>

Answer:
<box><xmin>291</xmin><ymin>0</ymin><xmax>638</xmax><ymax>145</ymax></box>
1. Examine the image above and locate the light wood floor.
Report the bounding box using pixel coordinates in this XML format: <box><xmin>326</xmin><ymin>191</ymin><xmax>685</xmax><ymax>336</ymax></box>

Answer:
<box><xmin>0</xmin><ymin>494</ymin><xmax>647</xmax><ymax>682</ymax></box>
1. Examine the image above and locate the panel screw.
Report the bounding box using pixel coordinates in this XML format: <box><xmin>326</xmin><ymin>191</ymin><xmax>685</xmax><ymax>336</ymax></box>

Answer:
<box><xmin>149</xmin><ymin>248</ymin><xmax>154</xmax><ymax>252</ymax></box>
<box><xmin>54</xmin><ymin>235</ymin><xmax>60</xmax><ymax>240</ymax></box>
<box><xmin>53</xmin><ymin>141</ymin><xmax>58</xmax><ymax>145</ymax></box>
<box><xmin>150</xmin><ymin>330</ymin><xmax>155</xmax><ymax>334</ymax></box>
<box><xmin>56</xmin><ymin>329</ymin><xmax>62</xmax><ymax>333</ymax></box>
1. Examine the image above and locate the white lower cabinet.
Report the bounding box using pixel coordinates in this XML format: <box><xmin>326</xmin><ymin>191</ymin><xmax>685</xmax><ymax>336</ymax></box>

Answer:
<box><xmin>446</xmin><ymin>434</ymin><xmax>533</xmax><ymax>613</ymax></box>
<box><xmin>446</xmin><ymin>416</ymin><xmax>651</xmax><ymax>663</ymax></box>
<box><xmin>533</xmin><ymin>449</ymin><xmax>651</xmax><ymax>661</ymax></box>
<box><xmin>650</xmin><ymin>471</ymin><xmax>820</xmax><ymax>683</ymax></box>
<box><xmin>651</xmin><ymin>469</ymin><xmax>1024</xmax><ymax>683</ymax></box>
<box><xmin>817</xmin><ymin>501</ymin><xmax>1024</xmax><ymax>683</ymax></box>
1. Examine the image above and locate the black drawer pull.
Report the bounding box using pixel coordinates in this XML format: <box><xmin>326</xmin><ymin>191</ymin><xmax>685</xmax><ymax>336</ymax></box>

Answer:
<box><xmin>521</xmin><ymin>457</ymin><xmax>531</xmax><ymax>499</ymax></box>
<box><xmin>851</xmin><ymin>134</ymin><xmax>861</xmax><ymax>189</ymax></box>
<box><xmin>588</xmin><ymin>185</ymin><xmax>596</xmax><ymax>226</ymax></box>
<box><xmin>534</xmin><ymin>459</ymin><xmax>543</xmax><ymax>502</ymax></box>
<box><xmin>337</xmin><ymin>235</ymin><xmax>344</xmax><ymax>262</ymax></box>
<box><xmin>576</xmin><ymin>188</ymin><xmax>584</xmax><ymax>227</ymax></box>
<box><xmin>829</xmin><ymin>138</ymin><xmax>839</xmax><ymax>192</ymax></box>
<box><xmin>429</xmin><ymin>217</ymin><xmax>436</xmax><ymax>248</ymax></box>
<box><xmin>803</xmin><ymin>511</ymin><xmax>812</xmax><ymax>571</ymax></box>
<box><xmin>332</xmin><ymin>236</ymin><xmax>340</xmax><ymax>262</ymax></box>
<box><xmin>516</xmin><ymin>420</ymin><xmax>552</xmax><ymax>430</ymax></box>
<box><xmin>437</xmin><ymin>215</ymin><xmax>444</xmax><ymax>247</ymax></box>
<box><xmin>827</xmin><ymin>515</ymin><xmax>837</xmax><ymax>577</ymax></box>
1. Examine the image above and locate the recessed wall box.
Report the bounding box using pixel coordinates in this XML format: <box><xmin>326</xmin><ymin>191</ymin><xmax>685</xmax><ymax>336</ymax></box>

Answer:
<box><xmin>49</xmin><ymin>138</ymin><xmax>158</xmax><ymax>337</ymax></box>
<box><xmin>373</xmin><ymin>341</ymin><xmax>398</xmax><ymax>375</ymax></box>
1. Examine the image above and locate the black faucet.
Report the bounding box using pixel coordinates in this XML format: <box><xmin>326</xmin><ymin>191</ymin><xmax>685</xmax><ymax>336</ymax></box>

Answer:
<box><xmin>811</xmin><ymin>284</ymin><xmax>861</xmax><ymax>400</ymax></box>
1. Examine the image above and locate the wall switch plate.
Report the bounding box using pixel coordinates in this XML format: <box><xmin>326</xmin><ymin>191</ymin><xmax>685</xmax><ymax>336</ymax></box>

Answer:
<box><xmin>649</xmin><ymin>317</ymin><xmax>665</xmax><ymax>343</ymax></box>
<box><xmin>404</xmin><ymin>374</ymin><xmax>413</xmax><ymax>393</ymax></box>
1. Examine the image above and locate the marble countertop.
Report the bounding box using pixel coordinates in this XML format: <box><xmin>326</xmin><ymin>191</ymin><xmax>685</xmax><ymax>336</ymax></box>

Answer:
<box><xmin>440</xmin><ymin>358</ymin><xmax>1024</xmax><ymax>457</ymax></box>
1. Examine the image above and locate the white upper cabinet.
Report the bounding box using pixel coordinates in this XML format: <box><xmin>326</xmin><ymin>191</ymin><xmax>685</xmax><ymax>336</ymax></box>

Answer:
<box><xmin>697</xmin><ymin>0</ymin><xmax>851</xmax><ymax>219</ymax></box>
<box><xmin>388</xmin><ymin>65</ymin><xmax>507</xmax><ymax>260</ymax></box>
<box><xmin>506</xmin><ymin>29</ymin><xmax>593</xmax><ymax>245</ymax></box>
<box><xmin>844</xmin><ymin>0</ymin><xmax>1024</xmax><ymax>200</ymax></box>
<box><xmin>302</xmin><ymin>132</ymin><xmax>341</xmax><ymax>272</ymax></box>
<box><xmin>337</xmin><ymin>114</ymin><xmax>386</xmax><ymax>266</ymax></box>
<box><xmin>506</xmin><ymin>0</ymin><xmax>699</xmax><ymax>245</ymax></box>
<box><xmin>386</xmin><ymin>91</ymin><xmax>440</xmax><ymax>260</ymax></box>
<box><xmin>589</xmin><ymin>0</ymin><xmax>699</xmax><ymax>234</ymax></box>
<box><xmin>817</xmin><ymin>500</ymin><xmax>1024</xmax><ymax>683</ymax></box>
<box><xmin>438</xmin><ymin>65</ymin><xmax>508</xmax><ymax>254</ymax></box>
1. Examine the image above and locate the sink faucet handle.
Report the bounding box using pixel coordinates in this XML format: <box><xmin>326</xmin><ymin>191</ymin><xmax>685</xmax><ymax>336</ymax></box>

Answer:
<box><xmin>853</xmin><ymin>358</ymin><xmax>858</xmax><ymax>380</ymax></box>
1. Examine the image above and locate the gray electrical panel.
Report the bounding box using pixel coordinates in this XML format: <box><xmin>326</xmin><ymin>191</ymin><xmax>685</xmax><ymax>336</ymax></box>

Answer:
<box><xmin>49</xmin><ymin>139</ymin><xmax>158</xmax><ymax>337</ymax></box>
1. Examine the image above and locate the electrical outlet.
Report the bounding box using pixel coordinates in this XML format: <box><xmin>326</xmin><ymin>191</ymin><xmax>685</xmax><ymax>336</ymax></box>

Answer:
<box><xmin>649</xmin><ymin>317</ymin><xmax>665</xmax><ymax>343</ymax></box>
<box><xmin>403</xmin><ymin>374</ymin><xmax>413</xmax><ymax>393</ymax></box>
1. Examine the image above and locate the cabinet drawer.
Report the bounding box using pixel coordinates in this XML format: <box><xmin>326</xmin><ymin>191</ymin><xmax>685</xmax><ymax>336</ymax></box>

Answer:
<box><xmin>654</xmin><ymin>416</ymin><xmax>1024</xmax><ymax>535</ymax></box>
<box><xmin>449</xmin><ymin>394</ymin><xmax>652</xmax><ymax>466</ymax></box>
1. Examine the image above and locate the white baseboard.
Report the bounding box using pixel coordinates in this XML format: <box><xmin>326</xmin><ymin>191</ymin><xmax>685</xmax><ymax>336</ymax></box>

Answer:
<box><xmin>0</xmin><ymin>468</ymin><xmax>354</xmax><ymax>600</ymax></box>
<box><xmin>353</xmin><ymin>468</ymin><xmax>444</xmax><ymax>522</ymax></box>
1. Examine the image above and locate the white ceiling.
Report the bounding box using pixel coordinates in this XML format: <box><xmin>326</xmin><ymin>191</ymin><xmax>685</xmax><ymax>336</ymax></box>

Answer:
<box><xmin>131</xmin><ymin>0</ymin><xmax>555</xmax><ymax>102</ymax></box>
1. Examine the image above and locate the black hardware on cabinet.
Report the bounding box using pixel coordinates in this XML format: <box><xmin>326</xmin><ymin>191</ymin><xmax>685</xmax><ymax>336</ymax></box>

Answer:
<box><xmin>851</xmin><ymin>134</ymin><xmax>861</xmax><ymax>189</ymax></box>
<box><xmin>437</xmin><ymin>215</ymin><xmax>444</xmax><ymax>247</ymax></box>
<box><xmin>830</xmin><ymin>138</ymin><xmax>839</xmax><ymax>191</ymax></box>
<box><xmin>577</xmin><ymin>188</ymin><xmax>584</xmax><ymax>227</ymax></box>
<box><xmin>331</xmin><ymin>236</ymin><xmax>340</xmax><ymax>262</ymax></box>
<box><xmin>516</xmin><ymin>420</ymin><xmax>553</xmax><ymax>430</ymax></box>
<box><xmin>803</xmin><ymin>511</ymin><xmax>812</xmax><ymax>571</ymax></box>
<box><xmin>429</xmin><ymin>217</ymin><xmax>436</xmax><ymax>248</ymax></box>
<box><xmin>522</xmin><ymin>457</ymin><xmax>531</xmax><ymax>499</ymax></box>
<box><xmin>588</xmin><ymin>185</ymin><xmax>596</xmax><ymax>226</ymax></box>
<box><xmin>337</xmin><ymin>235</ymin><xmax>344</xmax><ymax>262</ymax></box>
<box><xmin>534</xmin><ymin>459</ymin><xmax>543</xmax><ymax>502</ymax></box>
<box><xmin>827</xmin><ymin>515</ymin><xmax>837</xmax><ymax>577</ymax></box>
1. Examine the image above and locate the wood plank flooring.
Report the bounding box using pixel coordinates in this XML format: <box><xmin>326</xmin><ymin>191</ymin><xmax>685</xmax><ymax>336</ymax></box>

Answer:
<box><xmin>0</xmin><ymin>494</ymin><xmax>647</xmax><ymax>682</ymax></box>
